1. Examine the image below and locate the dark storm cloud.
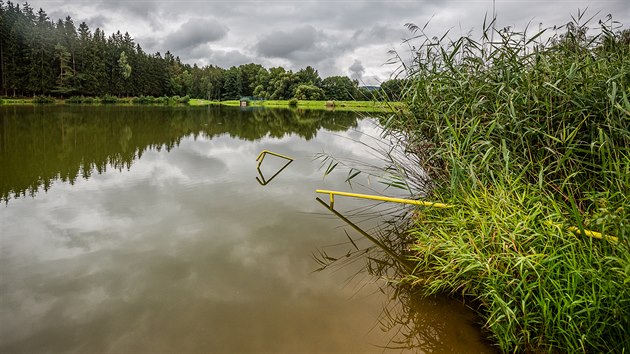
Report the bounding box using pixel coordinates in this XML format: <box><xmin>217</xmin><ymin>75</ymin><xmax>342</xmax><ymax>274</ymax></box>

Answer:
<box><xmin>163</xmin><ymin>19</ymin><xmax>229</xmax><ymax>52</ymax></box>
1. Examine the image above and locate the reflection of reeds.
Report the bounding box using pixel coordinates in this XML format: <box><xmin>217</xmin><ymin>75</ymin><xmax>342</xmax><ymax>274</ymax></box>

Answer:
<box><xmin>377</xmin><ymin>284</ymin><xmax>495</xmax><ymax>352</ymax></box>
<box><xmin>313</xmin><ymin>196</ymin><xmax>492</xmax><ymax>352</ymax></box>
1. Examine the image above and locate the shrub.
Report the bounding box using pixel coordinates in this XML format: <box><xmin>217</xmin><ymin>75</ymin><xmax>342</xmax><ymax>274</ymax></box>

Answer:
<box><xmin>131</xmin><ymin>95</ymin><xmax>156</xmax><ymax>104</ymax></box>
<box><xmin>100</xmin><ymin>94</ymin><xmax>118</xmax><ymax>104</ymax></box>
<box><xmin>169</xmin><ymin>95</ymin><xmax>180</xmax><ymax>105</ymax></box>
<box><xmin>33</xmin><ymin>95</ymin><xmax>55</xmax><ymax>104</ymax></box>
<box><xmin>66</xmin><ymin>96</ymin><xmax>84</xmax><ymax>104</ymax></box>
<box><xmin>294</xmin><ymin>84</ymin><xmax>324</xmax><ymax>100</ymax></box>
<box><xmin>288</xmin><ymin>98</ymin><xmax>298</xmax><ymax>107</ymax></box>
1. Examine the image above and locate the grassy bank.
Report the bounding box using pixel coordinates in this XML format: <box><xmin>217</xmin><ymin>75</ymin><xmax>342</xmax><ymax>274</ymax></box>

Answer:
<box><xmin>385</xmin><ymin>15</ymin><xmax>630</xmax><ymax>352</ymax></box>
<box><xmin>190</xmin><ymin>98</ymin><xmax>401</xmax><ymax>112</ymax></box>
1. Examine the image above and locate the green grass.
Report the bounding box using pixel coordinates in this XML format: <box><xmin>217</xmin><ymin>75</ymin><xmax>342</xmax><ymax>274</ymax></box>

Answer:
<box><xmin>381</xmin><ymin>12</ymin><xmax>630</xmax><ymax>352</ymax></box>
<box><xmin>192</xmin><ymin>98</ymin><xmax>403</xmax><ymax>112</ymax></box>
<box><xmin>1</xmin><ymin>98</ymin><xmax>36</xmax><ymax>104</ymax></box>
<box><xmin>187</xmin><ymin>98</ymin><xmax>210</xmax><ymax>106</ymax></box>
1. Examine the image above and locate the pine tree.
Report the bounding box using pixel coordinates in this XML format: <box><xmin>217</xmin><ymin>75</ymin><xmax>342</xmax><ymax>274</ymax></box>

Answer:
<box><xmin>27</xmin><ymin>8</ymin><xmax>55</xmax><ymax>94</ymax></box>
<box><xmin>0</xmin><ymin>0</ymin><xmax>6</xmax><ymax>95</ymax></box>
<box><xmin>75</xmin><ymin>21</ymin><xmax>91</xmax><ymax>94</ymax></box>
<box><xmin>53</xmin><ymin>43</ymin><xmax>73</xmax><ymax>96</ymax></box>
<box><xmin>88</xmin><ymin>28</ymin><xmax>108</xmax><ymax>95</ymax></box>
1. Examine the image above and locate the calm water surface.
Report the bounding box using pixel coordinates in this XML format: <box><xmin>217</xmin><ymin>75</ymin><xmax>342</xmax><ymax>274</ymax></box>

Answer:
<box><xmin>0</xmin><ymin>105</ymin><xmax>493</xmax><ymax>353</ymax></box>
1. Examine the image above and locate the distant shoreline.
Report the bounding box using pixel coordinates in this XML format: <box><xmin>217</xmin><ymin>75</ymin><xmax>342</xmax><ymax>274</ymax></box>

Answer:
<box><xmin>0</xmin><ymin>97</ymin><xmax>403</xmax><ymax>113</ymax></box>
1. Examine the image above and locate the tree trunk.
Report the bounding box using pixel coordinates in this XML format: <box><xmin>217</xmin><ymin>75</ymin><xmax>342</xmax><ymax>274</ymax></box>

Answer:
<box><xmin>0</xmin><ymin>42</ymin><xmax>4</xmax><ymax>96</ymax></box>
<box><xmin>40</xmin><ymin>50</ymin><xmax>44</xmax><ymax>94</ymax></box>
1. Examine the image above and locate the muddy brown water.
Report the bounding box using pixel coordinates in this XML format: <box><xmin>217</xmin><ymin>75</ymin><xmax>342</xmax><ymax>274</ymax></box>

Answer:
<box><xmin>0</xmin><ymin>105</ymin><xmax>495</xmax><ymax>353</ymax></box>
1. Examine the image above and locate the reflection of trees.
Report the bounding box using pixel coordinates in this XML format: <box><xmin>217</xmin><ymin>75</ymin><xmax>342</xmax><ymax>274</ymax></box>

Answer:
<box><xmin>0</xmin><ymin>105</ymin><xmax>360</xmax><ymax>203</ymax></box>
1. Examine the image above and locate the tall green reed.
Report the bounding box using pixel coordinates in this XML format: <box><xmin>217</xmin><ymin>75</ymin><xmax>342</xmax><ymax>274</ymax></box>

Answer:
<box><xmin>391</xmin><ymin>12</ymin><xmax>629</xmax><ymax>208</ymax></box>
<box><xmin>383</xmin><ymin>11</ymin><xmax>630</xmax><ymax>352</ymax></box>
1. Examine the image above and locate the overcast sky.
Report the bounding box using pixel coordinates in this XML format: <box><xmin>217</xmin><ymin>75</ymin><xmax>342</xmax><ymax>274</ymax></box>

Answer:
<box><xmin>25</xmin><ymin>0</ymin><xmax>630</xmax><ymax>85</ymax></box>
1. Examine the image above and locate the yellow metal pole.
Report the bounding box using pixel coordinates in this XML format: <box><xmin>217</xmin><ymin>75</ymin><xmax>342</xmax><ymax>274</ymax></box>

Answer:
<box><xmin>545</xmin><ymin>221</ymin><xmax>618</xmax><ymax>242</ymax></box>
<box><xmin>316</xmin><ymin>190</ymin><xmax>617</xmax><ymax>242</ymax></box>
<box><xmin>566</xmin><ymin>225</ymin><xmax>618</xmax><ymax>242</ymax></box>
<box><xmin>315</xmin><ymin>189</ymin><xmax>451</xmax><ymax>209</ymax></box>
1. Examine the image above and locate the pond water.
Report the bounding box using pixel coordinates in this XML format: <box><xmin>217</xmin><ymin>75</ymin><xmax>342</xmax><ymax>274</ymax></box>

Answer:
<box><xmin>0</xmin><ymin>105</ymin><xmax>494</xmax><ymax>353</ymax></box>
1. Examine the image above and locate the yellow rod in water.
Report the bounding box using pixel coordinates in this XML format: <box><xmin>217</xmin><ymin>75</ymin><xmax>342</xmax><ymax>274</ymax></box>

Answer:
<box><xmin>256</xmin><ymin>150</ymin><xmax>293</xmax><ymax>168</ymax></box>
<box><xmin>315</xmin><ymin>189</ymin><xmax>452</xmax><ymax>209</ymax></box>
<box><xmin>256</xmin><ymin>150</ymin><xmax>293</xmax><ymax>162</ymax></box>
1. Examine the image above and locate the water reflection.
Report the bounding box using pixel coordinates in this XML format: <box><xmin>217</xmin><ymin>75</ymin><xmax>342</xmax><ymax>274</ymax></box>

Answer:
<box><xmin>0</xmin><ymin>105</ymin><xmax>492</xmax><ymax>353</ymax></box>
<box><xmin>0</xmin><ymin>105</ymin><xmax>359</xmax><ymax>203</ymax></box>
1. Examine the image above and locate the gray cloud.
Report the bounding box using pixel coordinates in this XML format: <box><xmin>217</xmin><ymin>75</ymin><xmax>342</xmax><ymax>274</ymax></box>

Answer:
<box><xmin>351</xmin><ymin>24</ymin><xmax>410</xmax><ymax>45</ymax></box>
<box><xmin>85</xmin><ymin>14</ymin><xmax>108</xmax><ymax>30</ymax></box>
<box><xmin>163</xmin><ymin>19</ymin><xmax>229</xmax><ymax>52</ymax></box>
<box><xmin>348</xmin><ymin>60</ymin><xmax>365</xmax><ymax>81</ymax></box>
<box><xmin>255</xmin><ymin>26</ymin><xmax>318</xmax><ymax>59</ymax></box>
<box><xmin>187</xmin><ymin>45</ymin><xmax>254</xmax><ymax>68</ymax></box>
<box><xmin>48</xmin><ymin>9</ymin><xmax>73</xmax><ymax>22</ymax></box>
<box><xmin>25</xmin><ymin>0</ymin><xmax>630</xmax><ymax>84</ymax></box>
<box><xmin>136</xmin><ymin>35</ymin><xmax>160</xmax><ymax>53</ymax></box>
<box><xmin>95</xmin><ymin>0</ymin><xmax>159</xmax><ymax>19</ymax></box>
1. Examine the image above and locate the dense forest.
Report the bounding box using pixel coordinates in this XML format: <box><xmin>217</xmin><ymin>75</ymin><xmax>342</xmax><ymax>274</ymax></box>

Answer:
<box><xmin>0</xmin><ymin>1</ymin><xmax>405</xmax><ymax>100</ymax></box>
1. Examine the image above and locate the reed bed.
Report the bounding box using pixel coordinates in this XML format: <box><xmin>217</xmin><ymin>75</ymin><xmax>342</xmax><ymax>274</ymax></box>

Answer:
<box><xmin>386</xmin><ymin>12</ymin><xmax>630</xmax><ymax>352</ymax></box>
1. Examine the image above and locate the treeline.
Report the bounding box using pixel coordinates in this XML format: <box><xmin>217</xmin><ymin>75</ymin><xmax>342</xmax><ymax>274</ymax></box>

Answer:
<box><xmin>0</xmin><ymin>1</ymin><xmax>405</xmax><ymax>100</ymax></box>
